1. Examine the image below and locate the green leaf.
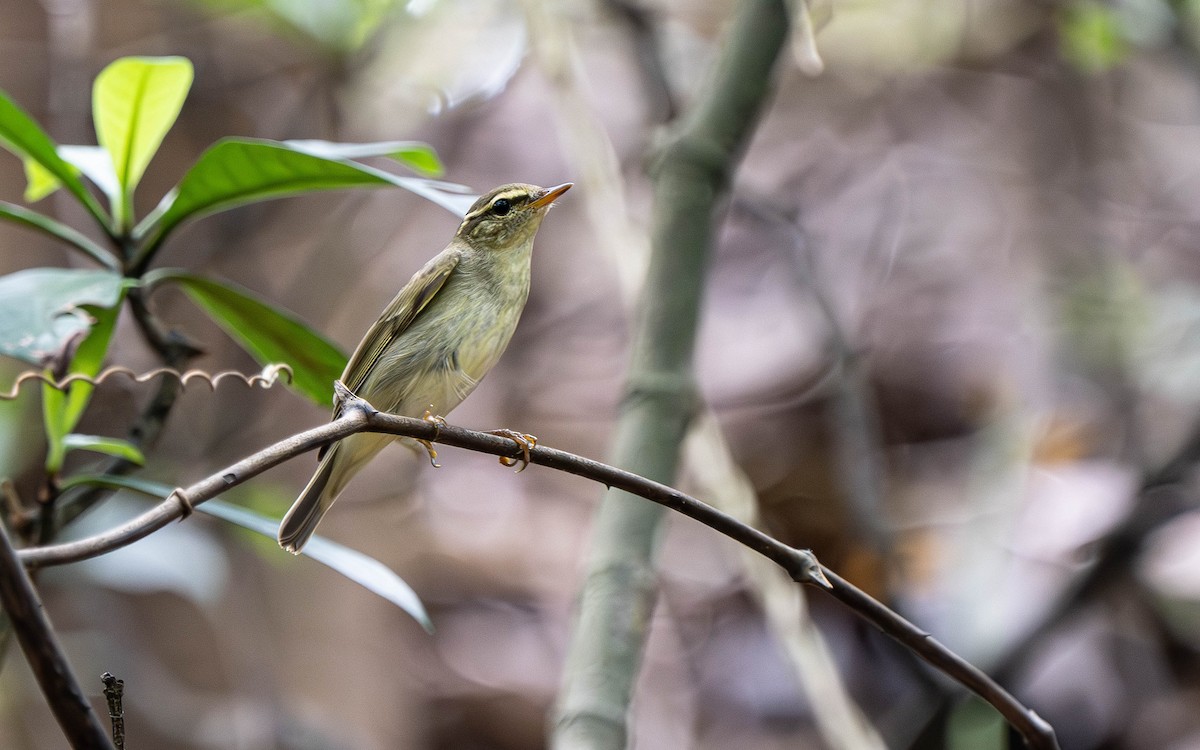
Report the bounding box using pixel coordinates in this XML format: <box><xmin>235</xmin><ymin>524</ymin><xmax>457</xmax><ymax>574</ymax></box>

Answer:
<box><xmin>284</xmin><ymin>139</ymin><xmax>444</xmax><ymax>176</ymax></box>
<box><xmin>23</xmin><ymin>159</ymin><xmax>59</xmax><ymax>202</ymax></box>
<box><xmin>143</xmin><ymin>269</ymin><xmax>346</xmax><ymax>405</ymax></box>
<box><xmin>62</xmin><ymin>434</ymin><xmax>145</xmax><ymax>464</ymax></box>
<box><xmin>0</xmin><ymin>268</ymin><xmax>127</xmax><ymax>365</ymax></box>
<box><xmin>134</xmin><ymin>138</ymin><xmax>469</xmax><ymax>259</ymax></box>
<box><xmin>136</xmin><ymin>138</ymin><xmax>394</xmax><ymax>248</ymax></box>
<box><xmin>0</xmin><ymin>201</ymin><xmax>119</xmax><ymax>269</ymax></box>
<box><xmin>198</xmin><ymin>498</ymin><xmax>432</xmax><ymax>631</ymax></box>
<box><xmin>21</xmin><ymin>146</ymin><xmax>120</xmax><ymax>208</ymax></box>
<box><xmin>93</xmin><ymin>56</ymin><xmax>194</xmax><ymax>229</ymax></box>
<box><xmin>0</xmin><ymin>88</ymin><xmax>108</xmax><ymax>226</ymax></box>
<box><xmin>57</xmin><ymin>473</ymin><xmax>172</xmax><ymax>496</ymax></box>
<box><xmin>42</xmin><ymin>298</ymin><xmax>123</xmax><ymax>473</ymax></box>
<box><xmin>1060</xmin><ymin>2</ymin><xmax>1129</xmax><ymax>73</ymax></box>
<box><xmin>57</xmin><ymin>473</ymin><xmax>433</xmax><ymax>630</ymax></box>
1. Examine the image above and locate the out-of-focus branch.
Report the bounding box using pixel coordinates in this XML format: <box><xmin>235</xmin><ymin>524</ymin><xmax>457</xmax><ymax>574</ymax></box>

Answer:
<box><xmin>0</xmin><ymin>519</ymin><xmax>112</xmax><ymax>748</ymax></box>
<box><xmin>548</xmin><ymin>1</ymin><xmax>791</xmax><ymax>748</ymax></box>
<box><xmin>14</xmin><ymin>398</ymin><xmax>1058</xmax><ymax>747</ymax></box>
<box><xmin>524</xmin><ymin>5</ymin><xmax>880</xmax><ymax>746</ymax></box>
<box><xmin>992</xmin><ymin>418</ymin><xmax>1200</xmax><ymax>684</ymax></box>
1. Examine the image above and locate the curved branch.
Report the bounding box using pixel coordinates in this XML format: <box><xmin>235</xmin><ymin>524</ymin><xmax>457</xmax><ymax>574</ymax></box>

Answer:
<box><xmin>15</xmin><ymin>401</ymin><xmax>1057</xmax><ymax>748</ymax></box>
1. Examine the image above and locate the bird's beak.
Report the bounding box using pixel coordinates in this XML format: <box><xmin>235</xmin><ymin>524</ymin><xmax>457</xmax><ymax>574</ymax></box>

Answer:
<box><xmin>530</xmin><ymin>182</ymin><xmax>573</xmax><ymax>209</ymax></box>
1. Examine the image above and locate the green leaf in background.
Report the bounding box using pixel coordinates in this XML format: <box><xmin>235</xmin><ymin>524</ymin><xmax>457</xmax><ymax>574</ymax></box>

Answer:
<box><xmin>946</xmin><ymin>697</ymin><xmax>1006</xmax><ymax>750</ymax></box>
<box><xmin>59</xmin><ymin>473</ymin><xmax>432</xmax><ymax>630</ymax></box>
<box><xmin>143</xmin><ymin>269</ymin><xmax>346</xmax><ymax>405</ymax></box>
<box><xmin>0</xmin><ymin>88</ymin><xmax>108</xmax><ymax>225</ymax></box>
<box><xmin>93</xmin><ymin>56</ymin><xmax>194</xmax><ymax>229</ymax></box>
<box><xmin>62</xmin><ymin>434</ymin><xmax>145</xmax><ymax>464</ymax></box>
<box><xmin>284</xmin><ymin>139</ymin><xmax>444</xmax><ymax>176</ymax></box>
<box><xmin>42</xmin><ymin>299</ymin><xmax>123</xmax><ymax>474</ymax></box>
<box><xmin>1060</xmin><ymin>1</ymin><xmax>1129</xmax><ymax>73</ymax></box>
<box><xmin>194</xmin><ymin>0</ymin><xmax>395</xmax><ymax>53</ymax></box>
<box><xmin>0</xmin><ymin>201</ymin><xmax>118</xmax><ymax>269</ymax></box>
<box><xmin>0</xmin><ymin>268</ymin><xmax>127</xmax><ymax>365</ymax></box>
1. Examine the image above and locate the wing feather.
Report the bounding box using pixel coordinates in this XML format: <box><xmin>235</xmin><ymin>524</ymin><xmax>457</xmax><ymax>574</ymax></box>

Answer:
<box><xmin>321</xmin><ymin>248</ymin><xmax>461</xmax><ymax>456</ymax></box>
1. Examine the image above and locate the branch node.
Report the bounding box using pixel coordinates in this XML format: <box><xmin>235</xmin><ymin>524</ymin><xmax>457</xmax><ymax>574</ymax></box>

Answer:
<box><xmin>169</xmin><ymin>488</ymin><xmax>194</xmax><ymax>519</ymax></box>
<box><xmin>334</xmin><ymin>381</ymin><xmax>377</xmax><ymax>419</ymax></box>
<box><xmin>791</xmin><ymin>548</ymin><xmax>832</xmax><ymax>589</ymax></box>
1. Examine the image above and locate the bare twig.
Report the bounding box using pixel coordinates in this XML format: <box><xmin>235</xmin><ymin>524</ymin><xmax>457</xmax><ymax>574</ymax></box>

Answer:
<box><xmin>15</xmin><ymin>400</ymin><xmax>1058</xmax><ymax>748</ymax></box>
<box><xmin>0</xmin><ymin>520</ymin><xmax>112</xmax><ymax>748</ymax></box>
<box><xmin>101</xmin><ymin>672</ymin><xmax>125</xmax><ymax>750</ymax></box>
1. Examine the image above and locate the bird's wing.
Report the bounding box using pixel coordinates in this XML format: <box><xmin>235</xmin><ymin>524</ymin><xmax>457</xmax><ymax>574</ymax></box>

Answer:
<box><xmin>331</xmin><ymin>248</ymin><xmax>460</xmax><ymax>414</ymax></box>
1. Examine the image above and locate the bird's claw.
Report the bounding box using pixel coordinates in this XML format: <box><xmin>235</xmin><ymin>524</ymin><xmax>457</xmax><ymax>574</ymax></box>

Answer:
<box><xmin>421</xmin><ymin>409</ymin><xmax>448</xmax><ymax>468</ymax></box>
<box><xmin>490</xmin><ymin>429</ymin><xmax>538</xmax><ymax>472</ymax></box>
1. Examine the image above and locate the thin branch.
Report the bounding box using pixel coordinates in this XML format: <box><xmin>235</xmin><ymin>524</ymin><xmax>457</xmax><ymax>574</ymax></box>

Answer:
<box><xmin>101</xmin><ymin>672</ymin><xmax>125</xmax><ymax>750</ymax></box>
<box><xmin>15</xmin><ymin>400</ymin><xmax>1058</xmax><ymax>748</ymax></box>
<box><xmin>0</xmin><ymin>519</ymin><xmax>112</xmax><ymax>748</ymax></box>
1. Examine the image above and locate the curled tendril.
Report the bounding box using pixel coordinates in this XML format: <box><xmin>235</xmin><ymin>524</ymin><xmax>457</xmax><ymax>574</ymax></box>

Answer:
<box><xmin>0</xmin><ymin>363</ymin><xmax>294</xmax><ymax>400</ymax></box>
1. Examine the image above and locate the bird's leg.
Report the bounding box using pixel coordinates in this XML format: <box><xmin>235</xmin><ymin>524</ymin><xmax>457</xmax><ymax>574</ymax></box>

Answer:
<box><xmin>490</xmin><ymin>429</ymin><xmax>538</xmax><ymax>472</ymax></box>
<box><xmin>420</xmin><ymin>408</ymin><xmax>448</xmax><ymax>468</ymax></box>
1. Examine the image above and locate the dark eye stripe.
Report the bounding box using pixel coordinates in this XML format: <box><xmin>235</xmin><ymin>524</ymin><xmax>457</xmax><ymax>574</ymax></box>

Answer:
<box><xmin>464</xmin><ymin>190</ymin><xmax>530</xmax><ymax>220</ymax></box>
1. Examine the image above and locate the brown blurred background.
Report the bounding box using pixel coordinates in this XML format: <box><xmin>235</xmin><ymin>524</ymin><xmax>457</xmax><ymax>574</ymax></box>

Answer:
<box><xmin>4</xmin><ymin>0</ymin><xmax>1200</xmax><ymax>747</ymax></box>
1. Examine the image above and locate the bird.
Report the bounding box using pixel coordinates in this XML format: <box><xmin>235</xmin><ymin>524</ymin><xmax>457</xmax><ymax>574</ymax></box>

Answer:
<box><xmin>278</xmin><ymin>182</ymin><xmax>572</xmax><ymax>553</ymax></box>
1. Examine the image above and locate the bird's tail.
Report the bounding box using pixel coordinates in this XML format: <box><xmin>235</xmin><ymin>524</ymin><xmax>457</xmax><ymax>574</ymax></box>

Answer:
<box><xmin>278</xmin><ymin>446</ymin><xmax>342</xmax><ymax>554</ymax></box>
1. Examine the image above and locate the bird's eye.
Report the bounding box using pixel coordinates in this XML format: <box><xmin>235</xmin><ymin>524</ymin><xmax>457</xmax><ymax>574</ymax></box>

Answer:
<box><xmin>491</xmin><ymin>198</ymin><xmax>512</xmax><ymax>217</ymax></box>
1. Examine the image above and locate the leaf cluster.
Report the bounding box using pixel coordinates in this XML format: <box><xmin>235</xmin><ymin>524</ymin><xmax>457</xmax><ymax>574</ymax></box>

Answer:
<box><xmin>0</xmin><ymin>55</ymin><xmax>452</xmax><ymax>624</ymax></box>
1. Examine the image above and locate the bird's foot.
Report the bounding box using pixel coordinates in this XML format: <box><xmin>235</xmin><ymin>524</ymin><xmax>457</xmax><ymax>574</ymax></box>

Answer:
<box><xmin>421</xmin><ymin>409</ymin><xmax>448</xmax><ymax>468</ymax></box>
<box><xmin>490</xmin><ymin>429</ymin><xmax>538</xmax><ymax>473</ymax></box>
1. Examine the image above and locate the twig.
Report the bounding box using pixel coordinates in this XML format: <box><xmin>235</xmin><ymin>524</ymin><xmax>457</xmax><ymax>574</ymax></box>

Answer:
<box><xmin>101</xmin><ymin>672</ymin><xmax>125</xmax><ymax>750</ymax></box>
<box><xmin>0</xmin><ymin>519</ymin><xmax>112</xmax><ymax>748</ymax></box>
<box><xmin>15</xmin><ymin>402</ymin><xmax>1058</xmax><ymax>748</ymax></box>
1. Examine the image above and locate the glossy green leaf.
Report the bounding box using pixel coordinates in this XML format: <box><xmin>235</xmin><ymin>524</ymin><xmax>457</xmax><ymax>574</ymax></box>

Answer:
<box><xmin>62</xmin><ymin>434</ymin><xmax>145</xmax><ymax>464</ymax></box>
<box><xmin>0</xmin><ymin>88</ymin><xmax>108</xmax><ymax>225</ymax></box>
<box><xmin>57</xmin><ymin>473</ymin><xmax>432</xmax><ymax>629</ymax></box>
<box><xmin>0</xmin><ymin>268</ymin><xmax>127</xmax><ymax>365</ymax></box>
<box><xmin>136</xmin><ymin>138</ymin><xmax>394</xmax><ymax>248</ymax></box>
<box><xmin>135</xmin><ymin>138</ymin><xmax>468</xmax><ymax>258</ymax></box>
<box><xmin>284</xmin><ymin>139</ymin><xmax>444</xmax><ymax>176</ymax></box>
<box><xmin>93</xmin><ymin>56</ymin><xmax>194</xmax><ymax>228</ymax></box>
<box><xmin>143</xmin><ymin>269</ymin><xmax>346</xmax><ymax>405</ymax></box>
<box><xmin>0</xmin><ymin>201</ymin><xmax>118</xmax><ymax>269</ymax></box>
<box><xmin>42</xmin><ymin>298</ymin><xmax>123</xmax><ymax>473</ymax></box>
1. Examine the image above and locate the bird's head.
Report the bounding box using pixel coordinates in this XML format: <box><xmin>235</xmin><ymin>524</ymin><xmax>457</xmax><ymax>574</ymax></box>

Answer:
<box><xmin>455</xmin><ymin>182</ymin><xmax>572</xmax><ymax>250</ymax></box>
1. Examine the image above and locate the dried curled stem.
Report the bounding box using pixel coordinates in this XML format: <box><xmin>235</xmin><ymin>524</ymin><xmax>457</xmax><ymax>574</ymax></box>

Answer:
<box><xmin>0</xmin><ymin>364</ymin><xmax>293</xmax><ymax>400</ymax></box>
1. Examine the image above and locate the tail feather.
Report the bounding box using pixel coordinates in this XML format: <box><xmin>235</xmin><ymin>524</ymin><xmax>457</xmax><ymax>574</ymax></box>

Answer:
<box><xmin>278</xmin><ymin>448</ymin><xmax>340</xmax><ymax>554</ymax></box>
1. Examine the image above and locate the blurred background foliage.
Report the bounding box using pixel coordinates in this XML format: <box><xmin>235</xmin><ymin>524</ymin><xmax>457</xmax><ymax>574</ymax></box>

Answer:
<box><xmin>3</xmin><ymin>0</ymin><xmax>1200</xmax><ymax>748</ymax></box>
